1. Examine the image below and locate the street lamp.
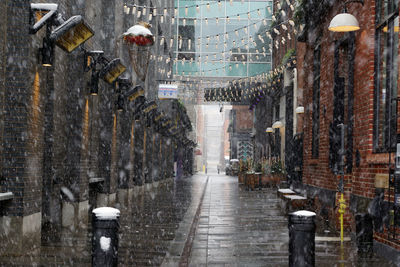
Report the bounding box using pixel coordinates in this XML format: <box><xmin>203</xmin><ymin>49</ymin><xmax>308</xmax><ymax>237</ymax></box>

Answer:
<box><xmin>295</xmin><ymin>106</ymin><xmax>305</xmax><ymax>114</ymax></box>
<box><xmin>272</xmin><ymin>120</ymin><xmax>284</xmax><ymax>129</ymax></box>
<box><xmin>29</xmin><ymin>3</ymin><xmax>94</xmax><ymax>66</ymax></box>
<box><xmin>84</xmin><ymin>51</ymin><xmax>127</xmax><ymax>95</ymax></box>
<box><xmin>328</xmin><ymin>0</ymin><xmax>364</xmax><ymax>32</ymax></box>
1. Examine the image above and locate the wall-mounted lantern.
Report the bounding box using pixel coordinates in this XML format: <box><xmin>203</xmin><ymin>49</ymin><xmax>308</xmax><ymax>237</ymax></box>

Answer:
<box><xmin>265</xmin><ymin>127</ymin><xmax>274</xmax><ymax>133</ymax></box>
<box><xmin>328</xmin><ymin>0</ymin><xmax>364</xmax><ymax>32</ymax></box>
<box><xmin>84</xmin><ymin>51</ymin><xmax>127</xmax><ymax>95</ymax></box>
<box><xmin>295</xmin><ymin>106</ymin><xmax>305</xmax><ymax>114</ymax></box>
<box><xmin>84</xmin><ymin>51</ymin><xmax>104</xmax><ymax>95</ymax></box>
<box><xmin>29</xmin><ymin>3</ymin><xmax>94</xmax><ymax>66</ymax></box>
<box><xmin>99</xmin><ymin>58</ymin><xmax>127</xmax><ymax>84</ymax></box>
<box><xmin>125</xmin><ymin>85</ymin><xmax>146</xmax><ymax>120</ymax></box>
<box><xmin>272</xmin><ymin>121</ymin><xmax>284</xmax><ymax>129</ymax></box>
<box><xmin>116</xmin><ymin>78</ymin><xmax>132</xmax><ymax>112</ymax></box>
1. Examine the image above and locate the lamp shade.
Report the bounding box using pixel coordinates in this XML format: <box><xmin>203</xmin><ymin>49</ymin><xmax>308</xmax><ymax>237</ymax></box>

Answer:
<box><xmin>265</xmin><ymin>127</ymin><xmax>273</xmax><ymax>133</ymax></box>
<box><xmin>328</xmin><ymin>13</ymin><xmax>360</xmax><ymax>32</ymax></box>
<box><xmin>295</xmin><ymin>106</ymin><xmax>305</xmax><ymax>114</ymax></box>
<box><xmin>272</xmin><ymin>121</ymin><xmax>283</xmax><ymax>129</ymax></box>
<box><xmin>383</xmin><ymin>16</ymin><xmax>399</xmax><ymax>32</ymax></box>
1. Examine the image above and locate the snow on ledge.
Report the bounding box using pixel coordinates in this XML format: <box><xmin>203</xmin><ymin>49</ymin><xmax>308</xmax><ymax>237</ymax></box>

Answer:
<box><xmin>284</xmin><ymin>195</ymin><xmax>307</xmax><ymax>200</ymax></box>
<box><xmin>0</xmin><ymin>192</ymin><xmax>13</xmax><ymax>201</ymax></box>
<box><xmin>31</xmin><ymin>3</ymin><xmax>58</xmax><ymax>11</ymax></box>
<box><xmin>93</xmin><ymin>207</ymin><xmax>120</xmax><ymax>220</ymax></box>
<box><xmin>278</xmin><ymin>189</ymin><xmax>295</xmax><ymax>194</ymax></box>
<box><xmin>292</xmin><ymin>210</ymin><xmax>316</xmax><ymax>217</ymax></box>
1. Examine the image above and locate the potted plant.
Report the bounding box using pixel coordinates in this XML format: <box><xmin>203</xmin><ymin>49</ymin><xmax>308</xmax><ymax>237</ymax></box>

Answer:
<box><xmin>253</xmin><ymin>161</ymin><xmax>263</xmax><ymax>190</ymax></box>
<box><xmin>261</xmin><ymin>159</ymin><xmax>271</xmax><ymax>188</ymax></box>
<box><xmin>270</xmin><ymin>159</ymin><xmax>286</xmax><ymax>187</ymax></box>
<box><xmin>245</xmin><ymin>158</ymin><xmax>254</xmax><ymax>190</ymax></box>
<box><xmin>238</xmin><ymin>159</ymin><xmax>248</xmax><ymax>184</ymax></box>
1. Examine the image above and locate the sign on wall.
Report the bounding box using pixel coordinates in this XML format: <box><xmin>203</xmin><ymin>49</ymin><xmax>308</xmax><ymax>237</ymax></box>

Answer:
<box><xmin>158</xmin><ymin>84</ymin><xmax>178</xmax><ymax>99</ymax></box>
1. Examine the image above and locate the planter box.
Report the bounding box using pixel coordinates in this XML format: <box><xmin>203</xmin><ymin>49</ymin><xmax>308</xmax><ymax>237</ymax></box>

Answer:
<box><xmin>244</xmin><ymin>172</ymin><xmax>262</xmax><ymax>191</ymax></box>
<box><xmin>282</xmin><ymin>195</ymin><xmax>308</xmax><ymax>215</ymax></box>
<box><xmin>261</xmin><ymin>174</ymin><xmax>283</xmax><ymax>188</ymax></box>
<box><xmin>238</xmin><ymin>172</ymin><xmax>245</xmax><ymax>184</ymax></box>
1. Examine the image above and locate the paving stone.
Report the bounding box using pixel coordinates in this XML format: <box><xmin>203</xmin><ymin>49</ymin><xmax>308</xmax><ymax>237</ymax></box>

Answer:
<box><xmin>185</xmin><ymin>174</ymin><xmax>396</xmax><ymax>267</ymax></box>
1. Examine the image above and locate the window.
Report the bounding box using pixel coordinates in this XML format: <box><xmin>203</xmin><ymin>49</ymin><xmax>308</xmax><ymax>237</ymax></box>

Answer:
<box><xmin>177</xmin><ymin>24</ymin><xmax>195</xmax><ymax>60</ymax></box>
<box><xmin>374</xmin><ymin>0</ymin><xmax>399</xmax><ymax>151</ymax></box>
<box><xmin>312</xmin><ymin>45</ymin><xmax>321</xmax><ymax>158</ymax></box>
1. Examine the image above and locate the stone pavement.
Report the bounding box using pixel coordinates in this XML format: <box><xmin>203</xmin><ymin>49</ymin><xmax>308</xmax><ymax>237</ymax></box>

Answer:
<box><xmin>1</xmin><ymin>173</ymin><xmax>397</xmax><ymax>266</ymax></box>
<box><xmin>182</xmin><ymin>174</ymin><xmax>397</xmax><ymax>267</ymax></box>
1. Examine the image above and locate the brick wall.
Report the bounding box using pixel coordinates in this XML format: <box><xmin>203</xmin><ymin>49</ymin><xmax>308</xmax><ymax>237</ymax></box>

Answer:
<box><xmin>233</xmin><ymin>105</ymin><xmax>254</xmax><ymax>132</ymax></box>
<box><xmin>296</xmin><ymin>0</ymin><xmax>400</xmax><ymax>236</ymax></box>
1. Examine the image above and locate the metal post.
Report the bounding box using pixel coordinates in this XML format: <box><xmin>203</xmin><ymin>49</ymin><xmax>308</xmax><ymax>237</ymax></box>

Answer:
<box><xmin>355</xmin><ymin>213</ymin><xmax>373</xmax><ymax>256</ymax></box>
<box><xmin>288</xmin><ymin>210</ymin><xmax>316</xmax><ymax>267</ymax></box>
<box><xmin>92</xmin><ymin>207</ymin><xmax>120</xmax><ymax>267</ymax></box>
<box><xmin>337</xmin><ymin>123</ymin><xmax>346</xmax><ymax>243</ymax></box>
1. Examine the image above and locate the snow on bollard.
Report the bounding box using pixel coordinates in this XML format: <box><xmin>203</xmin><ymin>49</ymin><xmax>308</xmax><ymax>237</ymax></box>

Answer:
<box><xmin>92</xmin><ymin>207</ymin><xmax>120</xmax><ymax>267</ymax></box>
<box><xmin>288</xmin><ymin>210</ymin><xmax>316</xmax><ymax>267</ymax></box>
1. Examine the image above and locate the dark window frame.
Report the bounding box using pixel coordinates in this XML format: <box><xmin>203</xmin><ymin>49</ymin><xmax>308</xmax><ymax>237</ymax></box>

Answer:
<box><xmin>312</xmin><ymin>44</ymin><xmax>321</xmax><ymax>158</ymax></box>
<box><xmin>373</xmin><ymin>0</ymin><xmax>399</xmax><ymax>152</ymax></box>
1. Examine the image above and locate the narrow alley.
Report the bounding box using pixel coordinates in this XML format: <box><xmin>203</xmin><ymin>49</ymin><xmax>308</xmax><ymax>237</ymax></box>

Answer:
<box><xmin>3</xmin><ymin>1</ymin><xmax>400</xmax><ymax>266</ymax></box>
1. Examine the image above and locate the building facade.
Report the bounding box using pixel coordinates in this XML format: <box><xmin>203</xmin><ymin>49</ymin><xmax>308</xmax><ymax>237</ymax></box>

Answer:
<box><xmin>0</xmin><ymin>0</ymin><xmax>195</xmax><ymax>262</ymax></box>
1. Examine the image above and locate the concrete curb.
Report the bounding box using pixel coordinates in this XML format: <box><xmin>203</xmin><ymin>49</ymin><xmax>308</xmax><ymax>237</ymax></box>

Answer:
<box><xmin>161</xmin><ymin>175</ymin><xmax>209</xmax><ymax>267</ymax></box>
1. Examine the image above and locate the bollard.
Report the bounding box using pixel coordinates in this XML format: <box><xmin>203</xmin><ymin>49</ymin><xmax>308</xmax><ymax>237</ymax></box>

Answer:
<box><xmin>288</xmin><ymin>210</ymin><xmax>316</xmax><ymax>267</ymax></box>
<box><xmin>92</xmin><ymin>207</ymin><xmax>121</xmax><ymax>267</ymax></box>
<box><xmin>355</xmin><ymin>213</ymin><xmax>373</xmax><ymax>255</ymax></box>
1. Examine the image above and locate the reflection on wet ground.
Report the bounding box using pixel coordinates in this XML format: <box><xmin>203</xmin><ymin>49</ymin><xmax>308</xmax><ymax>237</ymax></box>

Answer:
<box><xmin>0</xmin><ymin>173</ymin><xmax>398</xmax><ymax>266</ymax></box>
<box><xmin>0</xmin><ymin>175</ymin><xmax>206</xmax><ymax>266</ymax></box>
<box><xmin>187</xmin><ymin>175</ymin><xmax>396</xmax><ymax>267</ymax></box>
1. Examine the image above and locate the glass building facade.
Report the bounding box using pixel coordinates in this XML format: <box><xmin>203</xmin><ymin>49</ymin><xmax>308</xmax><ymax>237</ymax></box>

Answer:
<box><xmin>173</xmin><ymin>0</ymin><xmax>273</xmax><ymax>78</ymax></box>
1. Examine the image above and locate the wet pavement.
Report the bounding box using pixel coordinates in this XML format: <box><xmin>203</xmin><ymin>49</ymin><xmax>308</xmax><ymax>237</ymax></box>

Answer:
<box><xmin>1</xmin><ymin>173</ymin><xmax>398</xmax><ymax>266</ymax></box>
<box><xmin>181</xmin><ymin>174</ymin><xmax>396</xmax><ymax>267</ymax></box>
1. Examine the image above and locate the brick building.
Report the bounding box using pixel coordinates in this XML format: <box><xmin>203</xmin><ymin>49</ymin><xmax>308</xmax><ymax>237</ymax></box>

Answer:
<box><xmin>291</xmin><ymin>0</ymin><xmax>400</xmax><ymax>254</ymax></box>
<box><xmin>228</xmin><ymin>105</ymin><xmax>254</xmax><ymax>161</ymax></box>
<box><xmin>0</xmin><ymin>0</ymin><xmax>194</xmax><ymax>259</ymax></box>
<box><xmin>250</xmin><ymin>0</ymin><xmax>400</xmax><ymax>255</ymax></box>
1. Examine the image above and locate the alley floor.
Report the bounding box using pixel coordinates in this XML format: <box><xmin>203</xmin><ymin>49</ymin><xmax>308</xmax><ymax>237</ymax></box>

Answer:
<box><xmin>164</xmin><ymin>173</ymin><xmax>397</xmax><ymax>267</ymax></box>
<box><xmin>1</xmin><ymin>173</ymin><xmax>398</xmax><ymax>266</ymax></box>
